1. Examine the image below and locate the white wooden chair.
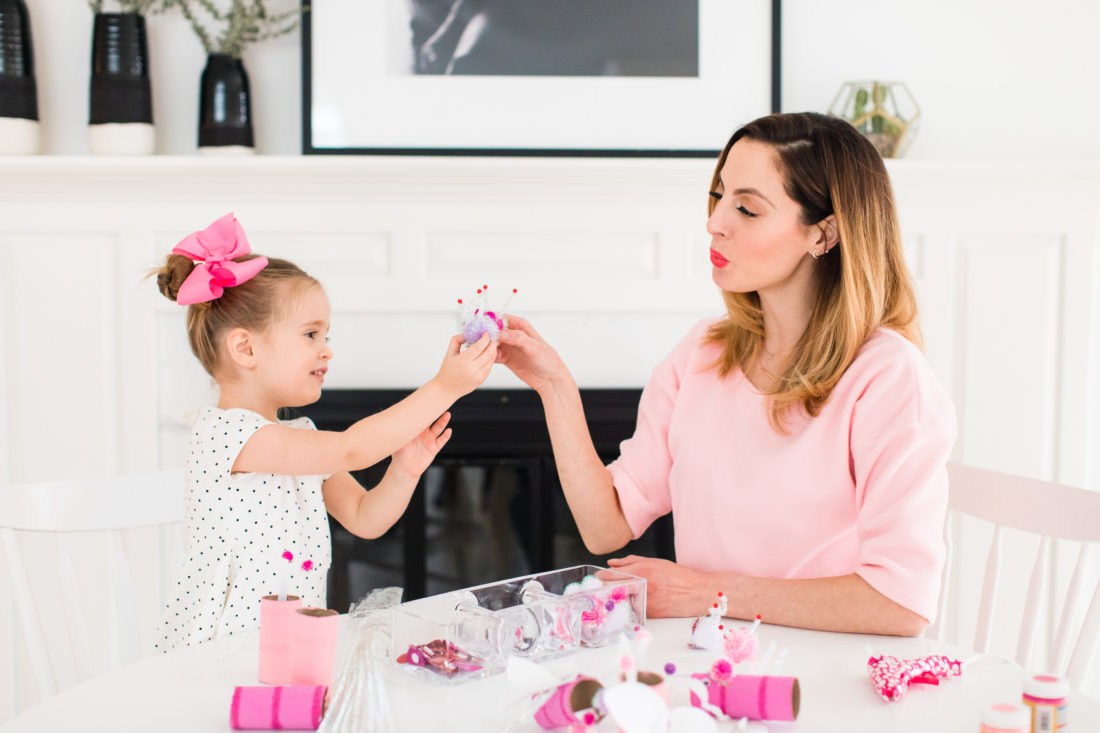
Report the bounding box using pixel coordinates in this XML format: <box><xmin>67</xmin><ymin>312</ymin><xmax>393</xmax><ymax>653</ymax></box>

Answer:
<box><xmin>929</xmin><ymin>463</ymin><xmax>1100</xmax><ymax>690</ymax></box>
<box><xmin>0</xmin><ymin>470</ymin><xmax>184</xmax><ymax>704</ymax></box>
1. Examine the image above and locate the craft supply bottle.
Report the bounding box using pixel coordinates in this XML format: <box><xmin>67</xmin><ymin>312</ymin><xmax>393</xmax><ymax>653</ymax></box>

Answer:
<box><xmin>980</xmin><ymin>702</ymin><xmax>1029</xmax><ymax>733</ymax></box>
<box><xmin>1022</xmin><ymin>673</ymin><xmax>1069</xmax><ymax>732</ymax></box>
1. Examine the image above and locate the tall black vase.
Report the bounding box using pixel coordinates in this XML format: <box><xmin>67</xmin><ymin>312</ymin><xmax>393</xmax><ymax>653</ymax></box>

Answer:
<box><xmin>0</xmin><ymin>0</ymin><xmax>39</xmax><ymax>153</ymax></box>
<box><xmin>88</xmin><ymin>12</ymin><xmax>154</xmax><ymax>154</ymax></box>
<box><xmin>198</xmin><ymin>53</ymin><xmax>254</xmax><ymax>153</ymax></box>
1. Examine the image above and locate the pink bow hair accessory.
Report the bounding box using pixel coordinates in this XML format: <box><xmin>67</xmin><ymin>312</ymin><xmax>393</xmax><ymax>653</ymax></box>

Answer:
<box><xmin>867</xmin><ymin>654</ymin><xmax>962</xmax><ymax>702</ymax></box>
<box><xmin>172</xmin><ymin>213</ymin><xmax>268</xmax><ymax>305</ymax></box>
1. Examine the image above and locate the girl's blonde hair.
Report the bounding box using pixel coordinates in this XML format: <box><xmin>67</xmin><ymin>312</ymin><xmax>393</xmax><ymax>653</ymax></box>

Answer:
<box><xmin>705</xmin><ymin>112</ymin><xmax>921</xmax><ymax>431</ymax></box>
<box><xmin>155</xmin><ymin>254</ymin><xmax>320</xmax><ymax>378</ymax></box>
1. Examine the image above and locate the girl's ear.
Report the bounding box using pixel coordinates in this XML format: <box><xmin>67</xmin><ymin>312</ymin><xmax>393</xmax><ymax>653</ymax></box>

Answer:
<box><xmin>816</xmin><ymin>215</ymin><xmax>840</xmax><ymax>252</ymax></box>
<box><xmin>225</xmin><ymin>328</ymin><xmax>257</xmax><ymax>369</ymax></box>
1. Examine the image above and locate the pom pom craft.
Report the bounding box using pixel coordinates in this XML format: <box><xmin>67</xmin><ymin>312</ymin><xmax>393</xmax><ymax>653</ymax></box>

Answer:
<box><xmin>457</xmin><ymin>284</ymin><xmax>517</xmax><ymax>346</ymax></box>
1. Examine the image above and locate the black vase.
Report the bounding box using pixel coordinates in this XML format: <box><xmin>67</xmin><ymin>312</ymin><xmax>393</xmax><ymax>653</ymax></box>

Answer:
<box><xmin>88</xmin><ymin>12</ymin><xmax>154</xmax><ymax>154</ymax></box>
<box><xmin>198</xmin><ymin>53</ymin><xmax>254</xmax><ymax>151</ymax></box>
<box><xmin>0</xmin><ymin>0</ymin><xmax>38</xmax><ymax>123</ymax></box>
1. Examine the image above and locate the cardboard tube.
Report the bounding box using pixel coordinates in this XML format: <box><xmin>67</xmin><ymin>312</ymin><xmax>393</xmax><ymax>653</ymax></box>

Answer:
<box><xmin>230</xmin><ymin>685</ymin><xmax>325</xmax><ymax>730</ymax></box>
<box><xmin>258</xmin><ymin>595</ymin><xmax>301</xmax><ymax>684</ymax></box>
<box><xmin>291</xmin><ymin>607</ymin><xmax>339</xmax><ymax>687</ymax></box>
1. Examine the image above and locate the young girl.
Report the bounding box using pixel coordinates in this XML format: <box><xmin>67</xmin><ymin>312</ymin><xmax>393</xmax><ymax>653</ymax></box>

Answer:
<box><xmin>152</xmin><ymin>213</ymin><xmax>496</xmax><ymax>651</ymax></box>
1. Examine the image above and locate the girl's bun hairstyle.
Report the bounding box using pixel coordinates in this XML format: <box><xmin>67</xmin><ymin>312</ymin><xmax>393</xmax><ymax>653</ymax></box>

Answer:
<box><xmin>154</xmin><ymin>253</ymin><xmax>319</xmax><ymax>377</ymax></box>
<box><xmin>156</xmin><ymin>254</ymin><xmax>199</xmax><ymax>303</ymax></box>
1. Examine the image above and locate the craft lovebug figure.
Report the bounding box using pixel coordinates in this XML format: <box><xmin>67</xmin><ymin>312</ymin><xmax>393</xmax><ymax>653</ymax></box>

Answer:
<box><xmin>458</xmin><ymin>285</ymin><xmax>517</xmax><ymax>346</ymax></box>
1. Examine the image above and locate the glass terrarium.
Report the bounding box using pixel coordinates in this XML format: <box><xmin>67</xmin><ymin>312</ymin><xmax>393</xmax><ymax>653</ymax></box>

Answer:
<box><xmin>828</xmin><ymin>80</ymin><xmax>920</xmax><ymax>158</ymax></box>
<box><xmin>392</xmin><ymin>565</ymin><xmax>646</xmax><ymax>684</ymax></box>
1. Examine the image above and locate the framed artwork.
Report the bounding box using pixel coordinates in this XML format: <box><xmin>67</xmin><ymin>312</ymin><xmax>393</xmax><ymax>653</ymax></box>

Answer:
<box><xmin>302</xmin><ymin>0</ymin><xmax>781</xmax><ymax>157</ymax></box>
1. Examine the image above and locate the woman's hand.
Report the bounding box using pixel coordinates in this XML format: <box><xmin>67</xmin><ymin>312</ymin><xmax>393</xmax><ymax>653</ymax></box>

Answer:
<box><xmin>606</xmin><ymin>555</ymin><xmax>713</xmax><ymax>618</ymax></box>
<box><xmin>433</xmin><ymin>333</ymin><xmax>496</xmax><ymax>399</ymax></box>
<box><xmin>496</xmin><ymin>315</ymin><xmax>569</xmax><ymax>393</ymax></box>
<box><xmin>390</xmin><ymin>412</ymin><xmax>452</xmax><ymax>480</ymax></box>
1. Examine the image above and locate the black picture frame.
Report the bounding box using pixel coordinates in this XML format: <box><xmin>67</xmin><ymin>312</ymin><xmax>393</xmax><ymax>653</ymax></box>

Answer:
<box><xmin>302</xmin><ymin>0</ymin><xmax>782</xmax><ymax>157</ymax></box>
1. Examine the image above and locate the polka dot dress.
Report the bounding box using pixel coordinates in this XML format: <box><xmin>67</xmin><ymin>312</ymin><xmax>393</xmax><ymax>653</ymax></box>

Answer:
<box><xmin>154</xmin><ymin>407</ymin><xmax>331</xmax><ymax>652</ymax></box>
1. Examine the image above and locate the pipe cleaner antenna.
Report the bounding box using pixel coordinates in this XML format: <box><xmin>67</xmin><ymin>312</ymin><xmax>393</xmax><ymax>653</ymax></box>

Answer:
<box><xmin>277</xmin><ymin>550</ymin><xmax>294</xmax><ymax>601</ymax></box>
<box><xmin>457</xmin><ymin>283</ymin><xmax>518</xmax><ymax>346</ymax></box>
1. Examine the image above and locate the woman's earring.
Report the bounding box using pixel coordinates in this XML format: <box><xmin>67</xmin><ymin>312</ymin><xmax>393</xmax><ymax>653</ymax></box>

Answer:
<box><xmin>811</xmin><ymin>248</ymin><xmax>822</xmax><ymax>260</ymax></box>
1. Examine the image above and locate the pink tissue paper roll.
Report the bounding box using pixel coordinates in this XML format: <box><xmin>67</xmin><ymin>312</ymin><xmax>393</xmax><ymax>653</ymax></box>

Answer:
<box><xmin>291</xmin><ymin>607</ymin><xmax>340</xmax><ymax>687</ymax></box>
<box><xmin>690</xmin><ymin>674</ymin><xmax>801</xmax><ymax>721</ymax></box>
<box><xmin>258</xmin><ymin>595</ymin><xmax>301</xmax><ymax>684</ymax></box>
<box><xmin>230</xmin><ymin>685</ymin><xmax>325</xmax><ymax>730</ymax></box>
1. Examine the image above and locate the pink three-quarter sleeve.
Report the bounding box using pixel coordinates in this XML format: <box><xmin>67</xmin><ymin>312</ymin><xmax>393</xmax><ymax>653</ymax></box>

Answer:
<box><xmin>607</xmin><ymin>330</ymin><xmax>692</xmax><ymax>539</ymax></box>
<box><xmin>848</xmin><ymin>350</ymin><xmax>957</xmax><ymax>622</ymax></box>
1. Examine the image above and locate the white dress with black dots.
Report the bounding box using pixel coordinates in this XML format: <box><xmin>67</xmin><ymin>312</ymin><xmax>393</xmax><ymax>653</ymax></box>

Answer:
<box><xmin>154</xmin><ymin>407</ymin><xmax>331</xmax><ymax>652</ymax></box>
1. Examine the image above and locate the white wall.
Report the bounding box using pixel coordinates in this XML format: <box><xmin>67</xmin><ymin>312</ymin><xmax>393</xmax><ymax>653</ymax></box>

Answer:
<box><xmin>21</xmin><ymin>0</ymin><xmax>1100</xmax><ymax>158</ymax></box>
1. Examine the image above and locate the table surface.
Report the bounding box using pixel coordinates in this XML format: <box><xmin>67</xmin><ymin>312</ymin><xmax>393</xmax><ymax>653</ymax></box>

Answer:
<box><xmin>4</xmin><ymin>617</ymin><xmax>1096</xmax><ymax>732</ymax></box>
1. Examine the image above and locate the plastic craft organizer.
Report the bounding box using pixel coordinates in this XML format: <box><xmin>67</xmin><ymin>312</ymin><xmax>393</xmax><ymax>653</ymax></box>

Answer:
<box><xmin>392</xmin><ymin>564</ymin><xmax>646</xmax><ymax>684</ymax></box>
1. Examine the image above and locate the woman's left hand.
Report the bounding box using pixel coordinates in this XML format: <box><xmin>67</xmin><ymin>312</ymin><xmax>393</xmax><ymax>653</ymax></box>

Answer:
<box><xmin>606</xmin><ymin>555</ymin><xmax>712</xmax><ymax>618</ymax></box>
<box><xmin>390</xmin><ymin>412</ymin><xmax>452</xmax><ymax>479</ymax></box>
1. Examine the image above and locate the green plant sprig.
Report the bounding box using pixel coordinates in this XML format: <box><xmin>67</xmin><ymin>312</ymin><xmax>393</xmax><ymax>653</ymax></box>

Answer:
<box><xmin>167</xmin><ymin>0</ymin><xmax>304</xmax><ymax>59</ymax></box>
<box><xmin>87</xmin><ymin>0</ymin><xmax>160</xmax><ymax>13</ymax></box>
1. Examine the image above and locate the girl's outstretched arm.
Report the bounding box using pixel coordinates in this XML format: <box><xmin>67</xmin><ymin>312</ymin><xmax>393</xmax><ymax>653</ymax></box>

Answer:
<box><xmin>233</xmin><ymin>334</ymin><xmax>494</xmax><ymax>476</ymax></box>
<box><xmin>322</xmin><ymin>413</ymin><xmax>452</xmax><ymax>539</ymax></box>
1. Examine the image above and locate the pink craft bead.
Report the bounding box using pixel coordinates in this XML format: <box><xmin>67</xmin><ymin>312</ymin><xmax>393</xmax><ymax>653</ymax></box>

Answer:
<box><xmin>258</xmin><ymin>595</ymin><xmax>301</xmax><ymax>684</ymax></box>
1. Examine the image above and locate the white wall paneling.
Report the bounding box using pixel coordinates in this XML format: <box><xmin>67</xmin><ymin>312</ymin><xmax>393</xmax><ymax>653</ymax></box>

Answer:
<box><xmin>1</xmin><ymin>157</ymin><xmax>1099</xmax><ymax>719</ymax></box>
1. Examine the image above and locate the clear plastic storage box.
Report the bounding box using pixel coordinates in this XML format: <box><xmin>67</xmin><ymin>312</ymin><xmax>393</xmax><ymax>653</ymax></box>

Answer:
<box><xmin>392</xmin><ymin>565</ymin><xmax>646</xmax><ymax>683</ymax></box>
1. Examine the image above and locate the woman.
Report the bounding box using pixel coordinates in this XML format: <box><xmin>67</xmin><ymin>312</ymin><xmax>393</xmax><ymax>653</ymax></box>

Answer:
<box><xmin>496</xmin><ymin>112</ymin><xmax>955</xmax><ymax>637</ymax></box>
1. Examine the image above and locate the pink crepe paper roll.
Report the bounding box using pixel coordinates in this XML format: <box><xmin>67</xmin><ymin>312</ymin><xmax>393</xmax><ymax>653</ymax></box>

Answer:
<box><xmin>534</xmin><ymin>675</ymin><xmax>604</xmax><ymax>728</ymax></box>
<box><xmin>259</xmin><ymin>594</ymin><xmax>301</xmax><ymax>684</ymax></box>
<box><xmin>230</xmin><ymin>685</ymin><xmax>325</xmax><ymax>730</ymax></box>
<box><xmin>291</xmin><ymin>607</ymin><xmax>340</xmax><ymax>687</ymax></box>
<box><xmin>690</xmin><ymin>674</ymin><xmax>800</xmax><ymax>721</ymax></box>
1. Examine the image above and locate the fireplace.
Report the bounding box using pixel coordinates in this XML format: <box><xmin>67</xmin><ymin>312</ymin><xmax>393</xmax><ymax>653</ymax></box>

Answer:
<box><xmin>297</xmin><ymin>388</ymin><xmax>675</xmax><ymax>607</ymax></box>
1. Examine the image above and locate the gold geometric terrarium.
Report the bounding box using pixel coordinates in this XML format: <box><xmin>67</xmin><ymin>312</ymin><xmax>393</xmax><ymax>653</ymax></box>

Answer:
<box><xmin>828</xmin><ymin>81</ymin><xmax>920</xmax><ymax>158</ymax></box>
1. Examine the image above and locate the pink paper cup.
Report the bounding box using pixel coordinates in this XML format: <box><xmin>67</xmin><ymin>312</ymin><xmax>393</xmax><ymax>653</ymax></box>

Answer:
<box><xmin>230</xmin><ymin>685</ymin><xmax>325</xmax><ymax>730</ymax></box>
<box><xmin>290</xmin><ymin>607</ymin><xmax>339</xmax><ymax>687</ymax></box>
<box><xmin>258</xmin><ymin>595</ymin><xmax>301</xmax><ymax>684</ymax></box>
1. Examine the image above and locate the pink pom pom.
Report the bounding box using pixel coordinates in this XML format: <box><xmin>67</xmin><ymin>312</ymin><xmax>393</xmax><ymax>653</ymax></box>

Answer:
<box><xmin>723</xmin><ymin>627</ymin><xmax>758</xmax><ymax>663</ymax></box>
<box><xmin>281</xmin><ymin>550</ymin><xmax>293</xmax><ymax>562</ymax></box>
<box><xmin>620</xmin><ymin>656</ymin><xmax>635</xmax><ymax>673</ymax></box>
<box><xmin>711</xmin><ymin>658</ymin><xmax>733</xmax><ymax>681</ymax></box>
<box><xmin>301</xmin><ymin>560</ymin><xmax>314</xmax><ymax>572</ymax></box>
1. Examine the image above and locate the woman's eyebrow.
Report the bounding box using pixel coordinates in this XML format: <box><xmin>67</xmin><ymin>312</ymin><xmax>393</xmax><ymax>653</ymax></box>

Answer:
<box><xmin>731</xmin><ymin>187</ymin><xmax>775</xmax><ymax>208</ymax></box>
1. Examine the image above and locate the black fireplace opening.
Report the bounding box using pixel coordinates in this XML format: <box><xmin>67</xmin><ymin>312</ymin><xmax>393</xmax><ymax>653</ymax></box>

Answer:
<box><xmin>294</xmin><ymin>388</ymin><xmax>675</xmax><ymax>608</ymax></box>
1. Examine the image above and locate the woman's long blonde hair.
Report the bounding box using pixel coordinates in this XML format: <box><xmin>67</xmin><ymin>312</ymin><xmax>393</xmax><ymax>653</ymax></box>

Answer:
<box><xmin>705</xmin><ymin>112</ymin><xmax>921</xmax><ymax>431</ymax></box>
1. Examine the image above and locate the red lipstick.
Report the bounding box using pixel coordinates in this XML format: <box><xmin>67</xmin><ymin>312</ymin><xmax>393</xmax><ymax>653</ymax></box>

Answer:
<box><xmin>710</xmin><ymin>249</ymin><xmax>729</xmax><ymax>268</ymax></box>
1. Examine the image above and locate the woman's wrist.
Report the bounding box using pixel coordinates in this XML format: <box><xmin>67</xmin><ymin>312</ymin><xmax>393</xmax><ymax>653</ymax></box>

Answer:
<box><xmin>535</xmin><ymin>369</ymin><xmax>577</xmax><ymax>402</ymax></box>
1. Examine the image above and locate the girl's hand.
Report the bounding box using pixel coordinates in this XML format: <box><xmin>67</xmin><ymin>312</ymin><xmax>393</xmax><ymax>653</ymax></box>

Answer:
<box><xmin>390</xmin><ymin>412</ymin><xmax>452</xmax><ymax>480</ymax></box>
<box><xmin>434</xmin><ymin>333</ymin><xmax>497</xmax><ymax>398</ymax></box>
<box><xmin>496</xmin><ymin>315</ymin><xmax>569</xmax><ymax>394</ymax></box>
<box><xmin>606</xmin><ymin>555</ymin><xmax>713</xmax><ymax>618</ymax></box>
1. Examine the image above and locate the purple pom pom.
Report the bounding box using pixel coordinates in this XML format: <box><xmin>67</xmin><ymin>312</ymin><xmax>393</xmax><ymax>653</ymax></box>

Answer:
<box><xmin>605</xmin><ymin>599</ymin><xmax>616</xmax><ymax>611</ymax></box>
<box><xmin>664</xmin><ymin>662</ymin><xmax>677</xmax><ymax>675</ymax></box>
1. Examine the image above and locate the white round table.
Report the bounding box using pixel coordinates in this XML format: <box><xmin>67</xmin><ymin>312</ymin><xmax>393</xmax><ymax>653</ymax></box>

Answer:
<box><xmin>3</xmin><ymin>617</ymin><xmax>1096</xmax><ymax>732</ymax></box>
